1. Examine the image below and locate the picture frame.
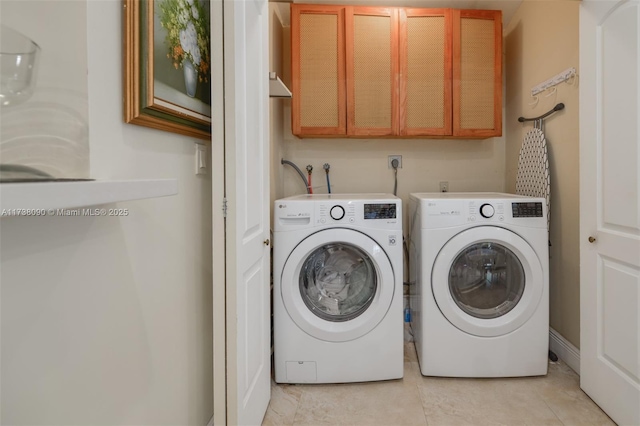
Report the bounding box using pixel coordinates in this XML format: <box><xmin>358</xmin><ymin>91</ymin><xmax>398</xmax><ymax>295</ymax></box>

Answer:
<box><xmin>123</xmin><ymin>0</ymin><xmax>211</xmax><ymax>140</ymax></box>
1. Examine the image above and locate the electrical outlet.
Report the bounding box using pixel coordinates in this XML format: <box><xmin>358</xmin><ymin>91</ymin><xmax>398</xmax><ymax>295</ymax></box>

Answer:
<box><xmin>388</xmin><ymin>155</ymin><xmax>402</xmax><ymax>169</ymax></box>
<box><xmin>439</xmin><ymin>181</ymin><xmax>449</xmax><ymax>192</ymax></box>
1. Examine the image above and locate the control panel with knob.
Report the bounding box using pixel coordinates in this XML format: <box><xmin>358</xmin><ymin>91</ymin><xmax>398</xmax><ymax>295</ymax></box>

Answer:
<box><xmin>330</xmin><ymin>205</ymin><xmax>345</xmax><ymax>220</ymax></box>
<box><xmin>480</xmin><ymin>203</ymin><xmax>495</xmax><ymax>218</ymax></box>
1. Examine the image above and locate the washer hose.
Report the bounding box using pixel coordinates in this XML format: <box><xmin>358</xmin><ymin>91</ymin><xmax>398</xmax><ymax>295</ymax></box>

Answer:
<box><xmin>323</xmin><ymin>163</ymin><xmax>331</xmax><ymax>194</ymax></box>
<box><xmin>306</xmin><ymin>165</ymin><xmax>313</xmax><ymax>194</ymax></box>
<box><xmin>281</xmin><ymin>159</ymin><xmax>310</xmax><ymax>194</ymax></box>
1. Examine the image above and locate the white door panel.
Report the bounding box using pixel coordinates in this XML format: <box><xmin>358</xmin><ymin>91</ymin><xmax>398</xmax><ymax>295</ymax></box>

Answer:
<box><xmin>601</xmin><ymin>259</ymin><xmax>639</xmax><ymax>379</ymax></box>
<box><xmin>600</xmin><ymin>4</ymin><xmax>639</xmax><ymax>232</ymax></box>
<box><xmin>223</xmin><ymin>0</ymin><xmax>270</xmax><ymax>424</ymax></box>
<box><xmin>580</xmin><ymin>2</ymin><xmax>640</xmax><ymax>424</ymax></box>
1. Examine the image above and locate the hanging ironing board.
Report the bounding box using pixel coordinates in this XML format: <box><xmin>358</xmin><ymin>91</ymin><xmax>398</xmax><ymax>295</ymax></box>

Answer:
<box><xmin>515</xmin><ymin>125</ymin><xmax>550</xmax><ymax>232</ymax></box>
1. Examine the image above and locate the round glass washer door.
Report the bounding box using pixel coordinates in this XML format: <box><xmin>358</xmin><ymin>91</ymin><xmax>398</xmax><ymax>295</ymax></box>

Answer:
<box><xmin>281</xmin><ymin>228</ymin><xmax>395</xmax><ymax>343</ymax></box>
<box><xmin>299</xmin><ymin>243</ymin><xmax>378</xmax><ymax>322</ymax></box>
<box><xmin>432</xmin><ymin>227</ymin><xmax>544</xmax><ymax>337</ymax></box>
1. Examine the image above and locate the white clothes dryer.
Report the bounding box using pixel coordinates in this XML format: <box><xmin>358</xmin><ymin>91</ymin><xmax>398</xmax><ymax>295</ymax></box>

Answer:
<box><xmin>274</xmin><ymin>194</ymin><xmax>403</xmax><ymax>384</ymax></box>
<box><xmin>409</xmin><ymin>192</ymin><xmax>549</xmax><ymax>377</ymax></box>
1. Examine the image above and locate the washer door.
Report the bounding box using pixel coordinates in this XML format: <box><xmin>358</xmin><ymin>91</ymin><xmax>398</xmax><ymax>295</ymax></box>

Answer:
<box><xmin>281</xmin><ymin>229</ymin><xmax>395</xmax><ymax>342</ymax></box>
<box><xmin>432</xmin><ymin>227</ymin><xmax>544</xmax><ymax>337</ymax></box>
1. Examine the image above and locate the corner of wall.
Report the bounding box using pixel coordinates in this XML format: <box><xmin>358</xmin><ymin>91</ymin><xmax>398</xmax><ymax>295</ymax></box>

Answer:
<box><xmin>503</xmin><ymin>1</ymin><xmax>581</xmax><ymax>349</ymax></box>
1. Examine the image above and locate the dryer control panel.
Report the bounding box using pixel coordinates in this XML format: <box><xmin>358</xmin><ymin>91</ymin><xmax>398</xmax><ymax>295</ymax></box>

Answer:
<box><xmin>411</xmin><ymin>193</ymin><xmax>547</xmax><ymax>230</ymax></box>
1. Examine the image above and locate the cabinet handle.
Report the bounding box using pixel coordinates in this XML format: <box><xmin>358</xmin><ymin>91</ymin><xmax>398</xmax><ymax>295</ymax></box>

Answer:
<box><xmin>588</xmin><ymin>236</ymin><xmax>596</xmax><ymax>243</ymax></box>
<box><xmin>264</xmin><ymin>239</ymin><xmax>270</xmax><ymax>246</ymax></box>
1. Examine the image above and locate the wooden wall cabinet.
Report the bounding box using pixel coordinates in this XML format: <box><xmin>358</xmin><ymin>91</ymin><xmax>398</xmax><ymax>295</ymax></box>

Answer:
<box><xmin>291</xmin><ymin>5</ymin><xmax>502</xmax><ymax>139</ymax></box>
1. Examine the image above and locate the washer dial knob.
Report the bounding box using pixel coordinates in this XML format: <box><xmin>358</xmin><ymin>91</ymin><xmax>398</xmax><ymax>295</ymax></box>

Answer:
<box><xmin>330</xmin><ymin>205</ymin><xmax>345</xmax><ymax>220</ymax></box>
<box><xmin>480</xmin><ymin>203</ymin><xmax>495</xmax><ymax>218</ymax></box>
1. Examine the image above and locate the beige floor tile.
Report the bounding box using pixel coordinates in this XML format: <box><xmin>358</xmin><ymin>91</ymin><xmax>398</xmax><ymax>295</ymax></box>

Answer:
<box><xmin>291</xmin><ymin>379</ymin><xmax>427</xmax><ymax>426</ymax></box>
<box><xmin>417</xmin><ymin>374</ymin><xmax>563</xmax><ymax>426</ymax></box>
<box><xmin>522</xmin><ymin>360</ymin><xmax>582</xmax><ymax>396</ymax></box>
<box><xmin>402</xmin><ymin>360</ymin><xmax>423</xmax><ymax>385</ymax></box>
<box><xmin>506</xmin><ymin>360</ymin><xmax>615</xmax><ymax>425</ymax></box>
<box><xmin>265</xmin><ymin>343</ymin><xmax>612</xmax><ymax>426</ymax></box>
<box><xmin>543</xmin><ymin>389</ymin><xmax>616</xmax><ymax>426</ymax></box>
<box><xmin>263</xmin><ymin>380</ymin><xmax>304</xmax><ymax>426</ymax></box>
<box><xmin>404</xmin><ymin>341</ymin><xmax>418</xmax><ymax>363</ymax></box>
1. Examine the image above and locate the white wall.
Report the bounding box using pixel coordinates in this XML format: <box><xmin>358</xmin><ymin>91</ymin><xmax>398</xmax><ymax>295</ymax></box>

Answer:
<box><xmin>0</xmin><ymin>1</ymin><xmax>213</xmax><ymax>424</ymax></box>
<box><xmin>504</xmin><ymin>1</ymin><xmax>580</xmax><ymax>348</ymax></box>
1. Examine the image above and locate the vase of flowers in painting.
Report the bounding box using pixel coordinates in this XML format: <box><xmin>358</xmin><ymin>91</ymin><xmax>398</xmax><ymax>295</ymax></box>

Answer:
<box><xmin>159</xmin><ymin>0</ymin><xmax>210</xmax><ymax>98</ymax></box>
<box><xmin>182</xmin><ymin>59</ymin><xmax>197</xmax><ymax>97</ymax></box>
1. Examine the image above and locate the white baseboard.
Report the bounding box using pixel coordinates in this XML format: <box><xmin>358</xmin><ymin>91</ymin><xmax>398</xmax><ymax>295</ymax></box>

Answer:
<box><xmin>549</xmin><ymin>327</ymin><xmax>580</xmax><ymax>375</ymax></box>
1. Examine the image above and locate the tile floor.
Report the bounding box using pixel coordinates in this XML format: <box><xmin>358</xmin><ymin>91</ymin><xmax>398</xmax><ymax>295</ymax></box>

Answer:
<box><xmin>263</xmin><ymin>342</ymin><xmax>615</xmax><ymax>426</ymax></box>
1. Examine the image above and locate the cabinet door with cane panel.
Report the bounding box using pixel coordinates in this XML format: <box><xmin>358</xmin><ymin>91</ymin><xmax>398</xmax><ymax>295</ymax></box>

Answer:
<box><xmin>399</xmin><ymin>8</ymin><xmax>452</xmax><ymax>136</ymax></box>
<box><xmin>346</xmin><ymin>6</ymin><xmax>399</xmax><ymax>136</ymax></box>
<box><xmin>291</xmin><ymin>4</ymin><xmax>346</xmax><ymax>136</ymax></box>
<box><xmin>452</xmin><ymin>9</ymin><xmax>502</xmax><ymax>138</ymax></box>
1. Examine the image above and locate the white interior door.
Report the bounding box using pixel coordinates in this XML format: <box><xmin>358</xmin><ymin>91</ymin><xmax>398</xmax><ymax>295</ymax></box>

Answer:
<box><xmin>223</xmin><ymin>0</ymin><xmax>271</xmax><ymax>424</ymax></box>
<box><xmin>580</xmin><ymin>2</ymin><xmax>640</xmax><ymax>425</ymax></box>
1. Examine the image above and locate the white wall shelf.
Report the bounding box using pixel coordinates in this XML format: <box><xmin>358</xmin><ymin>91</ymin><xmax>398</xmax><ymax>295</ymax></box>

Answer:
<box><xmin>0</xmin><ymin>179</ymin><xmax>178</xmax><ymax>212</ymax></box>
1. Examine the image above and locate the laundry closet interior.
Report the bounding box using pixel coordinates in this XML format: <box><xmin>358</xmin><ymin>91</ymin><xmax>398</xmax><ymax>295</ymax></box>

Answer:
<box><xmin>265</xmin><ymin>0</ymin><xmax>589</xmax><ymax>424</ymax></box>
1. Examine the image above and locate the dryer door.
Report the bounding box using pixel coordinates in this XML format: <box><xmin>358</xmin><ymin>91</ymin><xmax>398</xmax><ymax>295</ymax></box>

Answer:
<box><xmin>432</xmin><ymin>226</ymin><xmax>544</xmax><ymax>337</ymax></box>
<box><xmin>281</xmin><ymin>228</ymin><xmax>395</xmax><ymax>342</ymax></box>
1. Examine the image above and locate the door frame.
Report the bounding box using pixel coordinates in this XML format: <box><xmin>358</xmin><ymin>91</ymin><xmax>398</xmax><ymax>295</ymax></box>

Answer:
<box><xmin>211</xmin><ymin>0</ymin><xmax>227</xmax><ymax>423</ymax></box>
<box><xmin>213</xmin><ymin>0</ymin><xmax>271</xmax><ymax>424</ymax></box>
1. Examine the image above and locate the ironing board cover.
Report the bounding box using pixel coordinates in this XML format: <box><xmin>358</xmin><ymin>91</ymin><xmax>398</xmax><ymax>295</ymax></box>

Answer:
<box><xmin>516</xmin><ymin>127</ymin><xmax>550</xmax><ymax>231</ymax></box>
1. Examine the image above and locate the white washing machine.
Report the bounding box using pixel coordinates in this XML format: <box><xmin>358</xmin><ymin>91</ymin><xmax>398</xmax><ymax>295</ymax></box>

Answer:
<box><xmin>409</xmin><ymin>192</ymin><xmax>549</xmax><ymax>377</ymax></box>
<box><xmin>273</xmin><ymin>194</ymin><xmax>403</xmax><ymax>384</ymax></box>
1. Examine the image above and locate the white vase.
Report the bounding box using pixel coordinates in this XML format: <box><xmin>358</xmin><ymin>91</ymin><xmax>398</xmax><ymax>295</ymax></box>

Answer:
<box><xmin>182</xmin><ymin>60</ymin><xmax>197</xmax><ymax>98</ymax></box>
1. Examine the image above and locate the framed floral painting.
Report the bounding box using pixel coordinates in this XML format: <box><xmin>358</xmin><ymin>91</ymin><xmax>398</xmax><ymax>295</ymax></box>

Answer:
<box><xmin>124</xmin><ymin>0</ymin><xmax>211</xmax><ymax>140</ymax></box>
